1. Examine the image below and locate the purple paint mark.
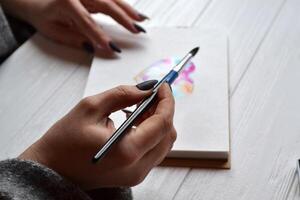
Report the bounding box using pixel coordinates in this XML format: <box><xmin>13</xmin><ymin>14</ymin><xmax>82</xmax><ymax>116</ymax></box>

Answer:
<box><xmin>134</xmin><ymin>57</ymin><xmax>197</xmax><ymax>98</ymax></box>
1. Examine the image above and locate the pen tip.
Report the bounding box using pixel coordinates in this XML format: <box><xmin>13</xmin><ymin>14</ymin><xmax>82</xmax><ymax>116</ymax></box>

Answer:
<box><xmin>190</xmin><ymin>47</ymin><xmax>200</xmax><ymax>57</ymax></box>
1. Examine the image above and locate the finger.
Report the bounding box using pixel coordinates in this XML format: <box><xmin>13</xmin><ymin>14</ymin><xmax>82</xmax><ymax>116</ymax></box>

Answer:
<box><xmin>129</xmin><ymin>127</ymin><xmax>176</xmax><ymax>181</ymax></box>
<box><xmin>85</xmin><ymin>85</ymin><xmax>152</xmax><ymax>116</ymax></box>
<box><xmin>41</xmin><ymin>23</ymin><xmax>91</xmax><ymax>50</ymax></box>
<box><xmin>154</xmin><ymin>83</ymin><xmax>175</xmax><ymax>118</ymax></box>
<box><xmin>122</xmin><ymin>83</ymin><xmax>174</xmax><ymax>155</ymax></box>
<box><xmin>126</xmin><ymin>113</ymin><xmax>171</xmax><ymax>158</ymax></box>
<box><xmin>67</xmin><ymin>0</ymin><xmax>112</xmax><ymax>50</ymax></box>
<box><xmin>125</xmin><ymin>98</ymin><xmax>158</xmax><ymax>126</ymax></box>
<box><xmin>126</xmin><ymin>83</ymin><xmax>174</xmax><ymax>126</ymax></box>
<box><xmin>142</xmin><ymin>126</ymin><xmax>176</xmax><ymax>167</ymax></box>
<box><xmin>93</xmin><ymin>0</ymin><xmax>139</xmax><ymax>33</ymax></box>
<box><xmin>113</xmin><ymin>0</ymin><xmax>148</xmax><ymax>21</ymax></box>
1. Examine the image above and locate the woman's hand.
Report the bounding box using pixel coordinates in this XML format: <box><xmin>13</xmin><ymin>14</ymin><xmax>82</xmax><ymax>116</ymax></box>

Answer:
<box><xmin>1</xmin><ymin>0</ymin><xmax>148</xmax><ymax>53</ymax></box>
<box><xmin>19</xmin><ymin>82</ymin><xmax>177</xmax><ymax>190</ymax></box>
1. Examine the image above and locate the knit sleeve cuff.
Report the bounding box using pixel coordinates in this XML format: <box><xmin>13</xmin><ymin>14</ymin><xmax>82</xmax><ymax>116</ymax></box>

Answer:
<box><xmin>0</xmin><ymin>159</ymin><xmax>132</xmax><ymax>200</ymax></box>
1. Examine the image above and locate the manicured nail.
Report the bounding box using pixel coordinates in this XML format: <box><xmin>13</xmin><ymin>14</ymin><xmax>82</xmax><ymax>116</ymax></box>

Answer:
<box><xmin>133</xmin><ymin>23</ymin><xmax>146</xmax><ymax>33</ymax></box>
<box><xmin>82</xmin><ymin>42</ymin><xmax>94</xmax><ymax>54</ymax></box>
<box><xmin>109</xmin><ymin>41</ymin><xmax>122</xmax><ymax>53</ymax></box>
<box><xmin>136</xmin><ymin>80</ymin><xmax>158</xmax><ymax>90</ymax></box>
<box><xmin>167</xmin><ymin>83</ymin><xmax>173</xmax><ymax>91</ymax></box>
<box><xmin>138</xmin><ymin>13</ymin><xmax>150</xmax><ymax>20</ymax></box>
<box><xmin>122</xmin><ymin>109</ymin><xmax>133</xmax><ymax>114</ymax></box>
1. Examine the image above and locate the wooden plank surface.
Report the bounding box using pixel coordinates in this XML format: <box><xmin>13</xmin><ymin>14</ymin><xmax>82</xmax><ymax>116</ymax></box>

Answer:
<box><xmin>174</xmin><ymin>0</ymin><xmax>300</xmax><ymax>199</ymax></box>
<box><xmin>195</xmin><ymin>0</ymin><xmax>287</xmax><ymax>93</ymax></box>
<box><xmin>133</xmin><ymin>0</ymin><xmax>289</xmax><ymax>199</ymax></box>
<box><xmin>0</xmin><ymin>36</ymin><xmax>91</xmax><ymax>158</ymax></box>
<box><xmin>0</xmin><ymin>0</ymin><xmax>299</xmax><ymax>199</ymax></box>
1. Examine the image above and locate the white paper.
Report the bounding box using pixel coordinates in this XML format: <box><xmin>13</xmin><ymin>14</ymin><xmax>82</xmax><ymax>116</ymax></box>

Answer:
<box><xmin>84</xmin><ymin>27</ymin><xmax>229</xmax><ymax>159</ymax></box>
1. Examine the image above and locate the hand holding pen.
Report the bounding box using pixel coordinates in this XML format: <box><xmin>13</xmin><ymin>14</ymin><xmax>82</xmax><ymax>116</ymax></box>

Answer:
<box><xmin>93</xmin><ymin>47</ymin><xmax>199</xmax><ymax>162</ymax></box>
<box><xmin>18</xmin><ymin>47</ymin><xmax>198</xmax><ymax>189</ymax></box>
<box><xmin>18</xmin><ymin>82</ymin><xmax>176</xmax><ymax>190</ymax></box>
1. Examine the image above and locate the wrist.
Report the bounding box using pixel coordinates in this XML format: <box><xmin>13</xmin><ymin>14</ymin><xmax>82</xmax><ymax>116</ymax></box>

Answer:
<box><xmin>18</xmin><ymin>140</ymin><xmax>53</xmax><ymax>171</ymax></box>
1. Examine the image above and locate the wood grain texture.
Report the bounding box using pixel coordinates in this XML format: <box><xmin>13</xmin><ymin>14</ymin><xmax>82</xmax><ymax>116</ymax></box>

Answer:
<box><xmin>133</xmin><ymin>0</ymin><xmax>290</xmax><ymax>199</ymax></box>
<box><xmin>195</xmin><ymin>0</ymin><xmax>287</xmax><ymax>93</ymax></box>
<box><xmin>174</xmin><ymin>0</ymin><xmax>300</xmax><ymax>199</ymax></box>
<box><xmin>135</xmin><ymin>0</ymin><xmax>212</xmax><ymax>27</ymax></box>
<box><xmin>0</xmin><ymin>35</ymin><xmax>91</xmax><ymax>158</ymax></box>
<box><xmin>132</xmin><ymin>1</ymin><xmax>215</xmax><ymax>199</ymax></box>
<box><xmin>0</xmin><ymin>0</ymin><xmax>299</xmax><ymax>199</ymax></box>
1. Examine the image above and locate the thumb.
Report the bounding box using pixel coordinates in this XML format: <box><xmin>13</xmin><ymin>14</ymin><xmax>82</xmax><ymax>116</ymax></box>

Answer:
<box><xmin>91</xmin><ymin>80</ymin><xmax>158</xmax><ymax>116</ymax></box>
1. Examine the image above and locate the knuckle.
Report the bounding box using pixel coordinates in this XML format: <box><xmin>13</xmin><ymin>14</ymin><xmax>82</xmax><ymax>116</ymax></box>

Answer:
<box><xmin>114</xmin><ymin>85</ymin><xmax>130</xmax><ymax>98</ymax></box>
<box><xmin>118</xmin><ymin>148</ymin><xmax>139</xmax><ymax>167</ymax></box>
<box><xmin>160</xmin><ymin>116</ymin><xmax>173</xmax><ymax>134</ymax></box>
<box><xmin>170</xmin><ymin>128</ymin><xmax>177</xmax><ymax>143</ymax></box>
<box><xmin>101</xmin><ymin>0</ymin><xmax>114</xmax><ymax>10</ymax></box>
<box><xmin>80</xmin><ymin>96</ymin><xmax>98</xmax><ymax>111</ymax></box>
<box><xmin>82</xmin><ymin>13</ymin><xmax>94</xmax><ymax>26</ymax></box>
<box><xmin>170</xmin><ymin>95</ymin><xmax>175</xmax><ymax>107</ymax></box>
<box><xmin>167</xmin><ymin>98</ymin><xmax>175</xmax><ymax>113</ymax></box>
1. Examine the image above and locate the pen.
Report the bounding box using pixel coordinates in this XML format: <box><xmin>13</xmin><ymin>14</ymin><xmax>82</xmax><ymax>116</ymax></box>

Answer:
<box><xmin>92</xmin><ymin>47</ymin><xmax>200</xmax><ymax>163</ymax></box>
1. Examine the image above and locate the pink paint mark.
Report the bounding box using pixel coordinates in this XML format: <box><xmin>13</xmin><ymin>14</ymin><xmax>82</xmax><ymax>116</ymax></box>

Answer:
<box><xmin>134</xmin><ymin>57</ymin><xmax>197</xmax><ymax>98</ymax></box>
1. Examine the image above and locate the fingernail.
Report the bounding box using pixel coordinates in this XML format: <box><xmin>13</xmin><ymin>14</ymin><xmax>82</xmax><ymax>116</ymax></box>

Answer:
<box><xmin>82</xmin><ymin>42</ymin><xmax>94</xmax><ymax>54</ymax></box>
<box><xmin>168</xmin><ymin>83</ymin><xmax>173</xmax><ymax>91</ymax></box>
<box><xmin>136</xmin><ymin>80</ymin><xmax>158</xmax><ymax>90</ymax></box>
<box><xmin>133</xmin><ymin>23</ymin><xmax>147</xmax><ymax>33</ymax></box>
<box><xmin>122</xmin><ymin>109</ymin><xmax>133</xmax><ymax>114</ymax></box>
<box><xmin>109</xmin><ymin>41</ymin><xmax>122</xmax><ymax>53</ymax></box>
<box><xmin>138</xmin><ymin>13</ymin><xmax>150</xmax><ymax>20</ymax></box>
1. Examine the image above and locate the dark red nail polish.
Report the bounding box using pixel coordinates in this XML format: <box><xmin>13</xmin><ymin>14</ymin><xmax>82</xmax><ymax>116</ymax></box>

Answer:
<box><xmin>133</xmin><ymin>23</ymin><xmax>146</xmax><ymax>33</ymax></box>
<box><xmin>138</xmin><ymin>13</ymin><xmax>150</xmax><ymax>20</ymax></box>
<box><xmin>136</xmin><ymin>80</ymin><xmax>158</xmax><ymax>90</ymax></box>
<box><xmin>109</xmin><ymin>41</ymin><xmax>122</xmax><ymax>53</ymax></box>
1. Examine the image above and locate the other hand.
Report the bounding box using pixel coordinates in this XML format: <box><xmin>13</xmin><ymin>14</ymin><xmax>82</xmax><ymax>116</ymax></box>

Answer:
<box><xmin>2</xmin><ymin>0</ymin><xmax>148</xmax><ymax>53</ymax></box>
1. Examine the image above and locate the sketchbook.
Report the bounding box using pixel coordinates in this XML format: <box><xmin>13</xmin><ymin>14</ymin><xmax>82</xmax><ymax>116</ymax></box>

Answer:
<box><xmin>84</xmin><ymin>27</ymin><xmax>230</xmax><ymax>168</ymax></box>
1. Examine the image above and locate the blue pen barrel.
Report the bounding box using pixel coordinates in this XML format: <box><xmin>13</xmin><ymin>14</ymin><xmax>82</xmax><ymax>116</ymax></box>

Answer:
<box><xmin>165</xmin><ymin>70</ymin><xmax>179</xmax><ymax>85</ymax></box>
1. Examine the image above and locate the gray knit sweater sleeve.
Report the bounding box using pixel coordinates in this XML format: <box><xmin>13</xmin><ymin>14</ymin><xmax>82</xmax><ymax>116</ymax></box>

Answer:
<box><xmin>0</xmin><ymin>159</ymin><xmax>132</xmax><ymax>200</ymax></box>
<box><xmin>0</xmin><ymin>4</ymin><xmax>18</xmax><ymax>62</ymax></box>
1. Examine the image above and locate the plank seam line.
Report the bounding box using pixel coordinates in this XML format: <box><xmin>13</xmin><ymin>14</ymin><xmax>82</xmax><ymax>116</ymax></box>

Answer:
<box><xmin>191</xmin><ymin>0</ymin><xmax>214</xmax><ymax>26</ymax></box>
<box><xmin>133</xmin><ymin>0</ymin><xmax>141</xmax><ymax>7</ymax></box>
<box><xmin>283</xmin><ymin>168</ymin><xmax>297</xmax><ymax>200</ymax></box>
<box><xmin>230</xmin><ymin>0</ymin><xmax>289</xmax><ymax>97</ymax></box>
<box><xmin>2</xmin><ymin>61</ymin><xmax>84</xmax><ymax>154</ymax></box>
<box><xmin>158</xmin><ymin>0</ymin><xmax>179</xmax><ymax>23</ymax></box>
<box><xmin>171</xmin><ymin>169</ymin><xmax>191</xmax><ymax>200</ymax></box>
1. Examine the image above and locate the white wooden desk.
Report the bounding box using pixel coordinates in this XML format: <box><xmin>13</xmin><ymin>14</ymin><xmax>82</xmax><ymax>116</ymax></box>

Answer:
<box><xmin>1</xmin><ymin>0</ymin><xmax>300</xmax><ymax>199</ymax></box>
